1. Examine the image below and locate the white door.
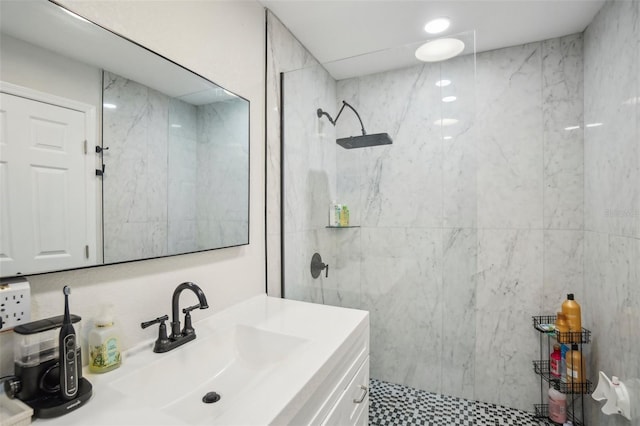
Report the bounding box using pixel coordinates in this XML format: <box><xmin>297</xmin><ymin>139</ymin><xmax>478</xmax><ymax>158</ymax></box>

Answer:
<box><xmin>0</xmin><ymin>92</ymin><xmax>95</xmax><ymax>276</ymax></box>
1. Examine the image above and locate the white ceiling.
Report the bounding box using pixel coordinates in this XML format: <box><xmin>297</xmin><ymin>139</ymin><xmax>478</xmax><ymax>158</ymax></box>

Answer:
<box><xmin>260</xmin><ymin>0</ymin><xmax>606</xmax><ymax>80</ymax></box>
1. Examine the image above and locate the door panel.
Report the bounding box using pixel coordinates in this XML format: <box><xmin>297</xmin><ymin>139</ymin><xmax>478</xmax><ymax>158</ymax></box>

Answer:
<box><xmin>0</xmin><ymin>92</ymin><xmax>93</xmax><ymax>275</ymax></box>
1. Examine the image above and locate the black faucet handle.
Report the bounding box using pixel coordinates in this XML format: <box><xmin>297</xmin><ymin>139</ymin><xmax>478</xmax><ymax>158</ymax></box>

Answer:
<box><xmin>141</xmin><ymin>314</ymin><xmax>169</xmax><ymax>329</ymax></box>
<box><xmin>182</xmin><ymin>304</ymin><xmax>201</xmax><ymax>314</ymax></box>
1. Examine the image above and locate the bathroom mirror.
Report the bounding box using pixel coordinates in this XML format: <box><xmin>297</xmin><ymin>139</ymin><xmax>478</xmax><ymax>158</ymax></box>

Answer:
<box><xmin>0</xmin><ymin>0</ymin><xmax>249</xmax><ymax>277</ymax></box>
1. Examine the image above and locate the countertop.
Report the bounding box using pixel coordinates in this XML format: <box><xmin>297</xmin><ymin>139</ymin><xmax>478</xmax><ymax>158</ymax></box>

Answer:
<box><xmin>36</xmin><ymin>295</ymin><xmax>369</xmax><ymax>425</ymax></box>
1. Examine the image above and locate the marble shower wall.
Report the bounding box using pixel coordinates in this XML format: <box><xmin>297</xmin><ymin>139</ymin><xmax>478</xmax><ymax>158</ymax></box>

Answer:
<box><xmin>333</xmin><ymin>34</ymin><xmax>584</xmax><ymax>411</ymax></box>
<box><xmin>103</xmin><ymin>71</ymin><xmax>169</xmax><ymax>263</ymax></box>
<box><xmin>268</xmin><ymin>10</ymin><xmax>590</xmax><ymax>414</ymax></box>
<box><xmin>583</xmin><ymin>0</ymin><xmax>640</xmax><ymax>424</ymax></box>
<box><xmin>168</xmin><ymin>98</ymin><xmax>198</xmax><ymax>255</ymax></box>
<box><xmin>196</xmin><ymin>99</ymin><xmax>250</xmax><ymax>250</ymax></box>
<box><xmin>281</xmin><ymin>63</ymin><xmax>338</xmax><ymax>302</ymax></box>
<box><xmin>266</xmin><ymin>11</ymin><xmax>322</xmax><ymax>296</ymax></box>
<box><xmin>104</xmin><ymin>72</ymin><xmax>248</xmax><ymax>262</ymax></box>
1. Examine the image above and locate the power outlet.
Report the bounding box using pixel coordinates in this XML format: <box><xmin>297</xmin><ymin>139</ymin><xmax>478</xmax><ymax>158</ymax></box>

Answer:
<box><xmin>0</xmin><ymin>280</ymin><xmax>31</xmax><ymax>330</ymax></box>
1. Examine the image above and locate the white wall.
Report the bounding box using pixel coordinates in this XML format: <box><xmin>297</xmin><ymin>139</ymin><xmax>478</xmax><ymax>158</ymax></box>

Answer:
<box><xmin>0</xmin><ymin>0</ymin><xmax>266</xmax><ymax>376</ymax></box>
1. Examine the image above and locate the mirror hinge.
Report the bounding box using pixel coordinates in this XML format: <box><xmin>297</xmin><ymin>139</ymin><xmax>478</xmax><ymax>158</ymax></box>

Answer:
<box><xmin>83</xmin><ymin>140</ymin><xmax>87</xmax><ymax>154</ymax></box>
<box><xmin>85</xmin><ymin>245</ymin><xmax>89</xmax><ymax>259</ymax></box>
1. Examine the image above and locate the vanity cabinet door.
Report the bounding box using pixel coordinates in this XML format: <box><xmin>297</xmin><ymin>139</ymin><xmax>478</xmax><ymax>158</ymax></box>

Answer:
<box><xmin>321</xmin><ymin>357</ymin><xmax>370</xmax><ymax>426</ymax></box>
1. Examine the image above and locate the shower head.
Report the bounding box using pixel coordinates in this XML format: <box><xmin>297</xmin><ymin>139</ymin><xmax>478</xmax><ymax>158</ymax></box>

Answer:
<box><xmin>337</xmin><ymin>133</ymin><xmax>393</xmax><ymax>149</ymax></box>
<box><xmin>317</xmin><ymin>100</ymin><xmax>393</xmax><ymax>149</ymax></box>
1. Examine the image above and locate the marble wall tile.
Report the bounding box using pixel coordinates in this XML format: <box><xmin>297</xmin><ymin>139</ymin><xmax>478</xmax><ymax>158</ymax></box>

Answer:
<box><xmin>542</xmin><ymin>230</ymin><xmax>584</xmax><ymax>313</ymax></box>
<box><xmin>360</xmin><ymin>227</ymin><xmax>443</xmax><ymax>392</ymax></box>
<box><xmin>329</xmin><ymin>228</ymin><xmax>362</xmax><ymax>310</ymax></box>
<box><xmin>474</xmin><ymin>229</ymin><xmax>543</xmax><ymax>411</ymax></box>
<box><xmin>337</xmin><ymin>64</ymin><xmax>444</xmax><ymax>229</ymax></box>
<box><xmin>281</xmin><ymin>60</ymin><xmax>339</xmax><ymax>306</ymax></box>
<box><xmin>266</xmin><ymin>11</ymin><xmax>324</xmax><ymax>295</ymax></box>
<box><xmin>441</xmin><ymin>228</ymin><xmax>477</xmax><ymax>400</ymax></box>
<box><xmin>542</xmin><ymin>34</ymin><xmax>584</xmax><ymax>230</ymax></box>
<box><xmin>283</xmin><ymin>228</ymin><xmax>337</xmax><ymax>306</ymax></box>
<box><xmin>336</xmin><ymin>78</ymin><xmax>363</xmax><ymax>225</ymax></box>
<box><xmin>103</xmin><ymin>72</ymin><xmax>170</xmax><ymax>261</ymax></box>
<box><xmin>103</xmin><ymin>72</ymin><xmax>153</xmax><ymax>225</ymax></box>
<box><xmin>475</xmin><ymin>43</ymin><xmax>543</xmax><ymax>229</ymax></box>
<box><xmin>442</xmin><ymin>55</ymin><xmax>477</xmax><ymax>229</ymax></box>
<box><xmin>584</xmin><ymin>231</ymin><xmax>640</xmax><ymax>425</ymax></box>
<box><xmin>195</xmin><ymin>99</ymin><xmax>250</xmax><ymax>248</ymax></box>
<box><xmin>583</xmin><ymin>2</ymin><xmax>639</xmax><ymax>424</ymax></box>
<box><xmin>282</xmin><ymin>64</ymin><xmax>337</xmax><ymax>235</ymax></box>
<box><xmin>167</xmin><ymin>99</ymin><xmax>197</xmax><ymax>254</ymax></box>
<box><xmin>584</xmin><ymin>0</ymin><xmax>639</xmax><ymax>238</ymax></box>
<box><xmin>147</xmin><ymin>88</ymin><xmax>169</xmax><ymax>224</ymax></box>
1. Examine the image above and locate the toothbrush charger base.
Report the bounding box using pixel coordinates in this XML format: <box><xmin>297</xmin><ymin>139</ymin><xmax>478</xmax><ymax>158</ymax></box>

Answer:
<box><xmin>23</xmin><ymin>377</ymin><xmax>92</xmax><ymax>419</ymax></box>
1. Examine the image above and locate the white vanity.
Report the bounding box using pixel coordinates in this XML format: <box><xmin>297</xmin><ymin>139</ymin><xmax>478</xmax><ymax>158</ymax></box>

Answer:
<box><xmin>37</xmin><ymin>295</ymin><xmax>369</xmax><ymax>425</ymax></box>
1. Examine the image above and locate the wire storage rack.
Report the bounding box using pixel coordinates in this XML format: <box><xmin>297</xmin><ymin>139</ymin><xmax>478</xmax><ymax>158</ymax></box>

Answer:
<box><xmin>532</xmin><ymin>315</ymin><xmax>592</xmax><ymax>426</ymax></box>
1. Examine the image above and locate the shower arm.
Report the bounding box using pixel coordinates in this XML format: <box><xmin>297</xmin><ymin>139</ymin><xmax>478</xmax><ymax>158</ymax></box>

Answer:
<box><xmin>316</xmin><ymin>101</ymin><xmax>367</xmax><ymax>136</ymax></box>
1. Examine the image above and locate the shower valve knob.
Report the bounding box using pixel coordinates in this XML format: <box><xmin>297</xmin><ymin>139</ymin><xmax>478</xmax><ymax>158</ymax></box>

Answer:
<box><xmin>310</xmin><ymin>253</ymin><xmax>329</xmax><ymax>279</ymax></box>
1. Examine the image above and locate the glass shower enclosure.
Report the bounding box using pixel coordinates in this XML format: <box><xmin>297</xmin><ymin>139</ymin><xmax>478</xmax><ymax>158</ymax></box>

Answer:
<box><xmin>281</xmin><ymin>31</ymin><xmax>477</xmax><ymax>402</ymax></box>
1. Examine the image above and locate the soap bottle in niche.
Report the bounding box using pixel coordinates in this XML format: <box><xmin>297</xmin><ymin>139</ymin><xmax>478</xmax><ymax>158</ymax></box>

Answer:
<box><xmin>340</xmin><ymin>205</ymin><xmax>349</xmax><ymax>227</ymax></box>
<box><xmin>329</xmin><ymin>201</ymin><xmax>339</xmax><ymax>226</ymax></box>
<box><xmin>561</xmin><ymin>293</ymin><xmax>582</xmax><ymax>342</ymax></box>
<box><xmin>89</xmin><ymin>306</ymin><xmax>122</xmax><ymax>373</ymax></box>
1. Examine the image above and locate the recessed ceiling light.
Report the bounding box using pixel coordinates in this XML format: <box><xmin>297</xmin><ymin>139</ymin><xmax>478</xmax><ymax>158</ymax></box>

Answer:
<box><xmin>435</xmin><ymin>79</ymin><xmax>451</xmax><ymax>87</ymax></box>
<box><xmin>564</xmin><ymin>125</ymin><xmax>581</xmax><ymax>131</ymax></box>
<box><xmin>415</xmin><ymin>38</ymin><xmax>465</xmax><ymax>62</ymax></box>
<box><xmin>103</xmin><ymin>103</ymin><xmax>117</xmax><ymax>109</ymax></box>
<box><xmin>586</xmin><ymin>122</ymin><xmax>603</xmax><ymax>128</ymax></box>
<box><xmin>434</xmin><ymin>118</ymin><xmax>459</xmax><ymax>126</ymax></box>
<box><xmin>442</xmin><ymin>96</ymin><xmax>457</xmax><ymax>103</ymax></box>
<box><xmin>171</xmin><ymin>124</ymin><xmax>182</xmax><ymax>128</ymax></box>
<box><xmin>443</xmin><ymin>136</ymin><xmax>453</xmax><ymax>140</ymax></box>
<box><xmin>424</xmin><ymin>18</ymin><xmax>450</xmax><ymax>34</ymax></box>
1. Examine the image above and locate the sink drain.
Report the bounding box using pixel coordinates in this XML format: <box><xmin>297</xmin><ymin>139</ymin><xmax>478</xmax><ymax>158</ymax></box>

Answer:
<box><xmin>202</xmin><ymin>391</ymin><xmax>221</xmax><ymax>404</ymax></box>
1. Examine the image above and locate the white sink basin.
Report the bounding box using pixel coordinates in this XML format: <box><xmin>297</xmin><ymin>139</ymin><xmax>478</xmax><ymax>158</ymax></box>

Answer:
<box><xmin>110</xmin><ymin>324</ymin><xmax>307</xmax><ymax>423</ymax></box>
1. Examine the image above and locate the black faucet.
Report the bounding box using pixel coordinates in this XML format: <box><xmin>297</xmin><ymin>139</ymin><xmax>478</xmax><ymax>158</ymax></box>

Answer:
<box><xmin>170</xmin><ymin>282</ymin><xmax>208</xmax><ymax>338</ymax></box>
<box><xmin>141</xmin><ymin>282</ymin><xmax>209</xmax><ymax>353</ymax></box>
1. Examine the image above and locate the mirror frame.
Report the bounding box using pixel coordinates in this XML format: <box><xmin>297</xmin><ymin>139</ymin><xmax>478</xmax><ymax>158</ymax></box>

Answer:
<box><xmin>0</xmin><ymin>0</ymin><xmax>251</xmax><ymax>278</ymax></box>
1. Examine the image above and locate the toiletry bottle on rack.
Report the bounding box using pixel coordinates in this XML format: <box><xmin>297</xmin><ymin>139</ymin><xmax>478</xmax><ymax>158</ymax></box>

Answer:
<box><xmin>555</xmin><ymin>312</ymin><xmax>569</xmax><ymax>343</ymax></box>
<box><xmin>89</xmin><ymin>307</ymin><xmax>122</xmax><ymax>373</ymax></box>
<box><xmin>566</xmin><ymin>344</ymin><xmax>585</xmax><ymax>392</ymax></box>
<box><xmin>560</xmin><ymin>343</ymin><xmax>569</xmax><ymax>383</ymax></box>
<box><xmin>561</xmin><ymin>293</ymin><xmax>582</xmax><ymax>343</ymax></box>
<box><xmin>550</xmin><ymin>344</ymin><xmax>562</xmax><ymax>378</ymax></box>
<box><xmin>548</xmin><ymin>388</ymin><xmax>567</xmax><ymax>423</ymax></box>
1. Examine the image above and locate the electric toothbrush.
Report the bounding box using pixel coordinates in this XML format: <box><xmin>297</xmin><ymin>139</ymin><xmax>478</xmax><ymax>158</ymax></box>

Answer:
<box><xmin>59</xmin><ymin>286</ymin><xmax>78</xmax><ymax>400</ymax></box>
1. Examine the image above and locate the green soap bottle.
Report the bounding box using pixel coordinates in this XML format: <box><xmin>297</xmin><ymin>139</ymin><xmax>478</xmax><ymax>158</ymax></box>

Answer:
<box><xmin>89</xmin><ymin>307</ymin><xmax>122</xmax><ymax>373</ymax></box>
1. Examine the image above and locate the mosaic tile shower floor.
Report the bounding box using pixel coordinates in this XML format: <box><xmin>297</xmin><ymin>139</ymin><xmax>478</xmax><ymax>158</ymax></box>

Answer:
<box><xmin>369</xmin><ymin>379</ymin><xmax>554</xmax><ymax>426</ymax></box>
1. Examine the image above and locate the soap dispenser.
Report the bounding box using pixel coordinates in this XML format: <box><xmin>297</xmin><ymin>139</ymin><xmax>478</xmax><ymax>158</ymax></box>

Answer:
<box><xmin>88</xmin><ymin>306</ymin><xmax>122</xmax><ymax>373</ymax></box>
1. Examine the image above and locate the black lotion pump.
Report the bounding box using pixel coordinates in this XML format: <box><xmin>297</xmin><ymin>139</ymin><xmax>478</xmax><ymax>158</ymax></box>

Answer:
<box><xmin>59</xmin><ymin>286</ymin><xmax>78</xmax><ymax>400</ymax></box>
